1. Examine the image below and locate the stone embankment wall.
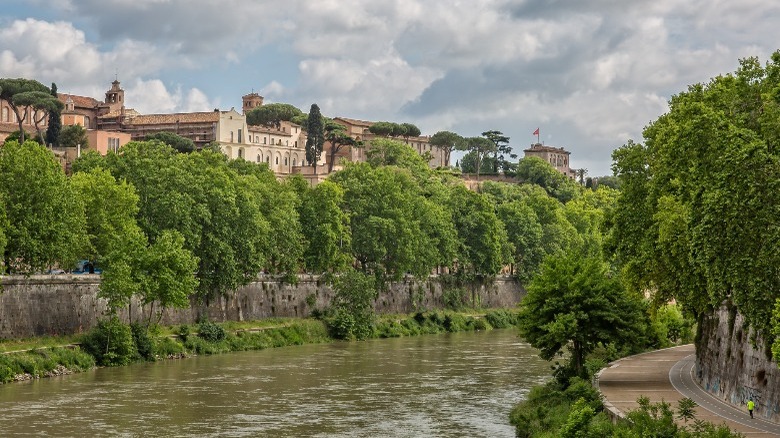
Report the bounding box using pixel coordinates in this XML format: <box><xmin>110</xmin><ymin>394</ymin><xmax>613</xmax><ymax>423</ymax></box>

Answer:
<box><xmin>0</xmin><ymin>274</ymin><xmax>524</xmax><ymax>338</ymax></box>
<box><xmin>696</xmin><ymin>303</ymin><xmax>780</xmax><ymax>422</ymax></box>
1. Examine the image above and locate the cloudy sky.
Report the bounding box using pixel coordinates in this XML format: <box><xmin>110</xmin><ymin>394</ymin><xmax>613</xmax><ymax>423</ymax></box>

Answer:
<box><xmin>2</xmin><ymin>0</ymin><xmax>779</xmax><ymax>176</ymax></box>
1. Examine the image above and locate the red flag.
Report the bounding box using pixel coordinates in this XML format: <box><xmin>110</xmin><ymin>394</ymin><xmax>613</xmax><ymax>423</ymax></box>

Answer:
<box><xmin>532</xmin><ymin>128</ymin><xmax>539</xmax><ymax>136</ymax></box>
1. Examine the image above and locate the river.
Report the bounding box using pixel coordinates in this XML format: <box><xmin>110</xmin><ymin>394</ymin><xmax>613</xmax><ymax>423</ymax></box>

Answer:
<box><xmin>0</xmin><ymin>329</ymin><xmax>550</xmax><ymax>437</ymax></box>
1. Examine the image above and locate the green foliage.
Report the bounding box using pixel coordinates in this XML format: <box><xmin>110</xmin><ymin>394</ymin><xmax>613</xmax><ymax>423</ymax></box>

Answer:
<box><xmin>130</xmin><ymin>323</ymin><xmax>155</xmax><ymax>361</ymax></box>
<box><xmin>246</xmin><ymin>103</ymin><xmax>303</xmax><ymax>129</ymax></box>
<box><xmin>447</xmin><ymin>185</ymin><xmax>511</xmax><ymax>276</ymax></box>
<box><xmin>484</xmin><ymin>309</ymin><xmax>518</xmax><ymax>328</ymax></box>
<box><xmin>81</xmin><ymin>317</ymin><xmax>138</xmax><ymax>366</ymax></box>
<box><xmin>429</xmin><ymin>130</ymin><xmax>464</xmax><ymax>168</ymax></box>
<box><xmin>58</xmin><ymin>124</ymin><xmax>89</xmax><ymax>149</ymax></box>
<box><xmin>518</xmin><ymin>250</ymin><xmax>646</xmax><ymax>376</ymax></box>
<box><xmin>197</xmin><ymin>320</ymin><xmax>227</xmax><ymax>343</ymax></box>
<box><xmin>324</xmin><ymin>120</ymin><xmax>361</xmax><ymax>173</ymax></box>
<box><xmin>608</xmin><ymin>51</ymin><xmax>780</xmax><ymax>340</ymax></box>
<box><xmin>45</xmin><ymin>83</ymin><xmax>61</xmax><ymax>147</ymax></box>
<box><xmin>442</xmin><ymin>287</ymin><xmax>469</xmax><ymax>310</ymax></box>
<box><xmin>305</xmin><ymin>103</ymin><xmax>324</xmax><ymax>168</ymax></box>
<box><xmin>0</xmin><ymin>347</ymin><xmax>95</xmax><ymax>383</ymax></box>
<box><xmin>298</xmin><ymin>180</ymin><xmax>351</xmax><ymax>273</ymax></box>
<box><xmin>516</xmin><ymin>156</ymin><xmax>580</xmax><ymax>203</ymax></box>
<box><xmin>145</xmin><ymin>132</ymin><xmax>195</xmax><ymax>153</ymax></box>
<box><xmin>482</xmin><ymin>130</ymin><xmax>515</xmax><ymax>174</ymax></box>
<box><xmin>0</xmin><ymin>78</ymin><xmax>53</xmax><ymax>143</ymax></box>
<box><xmin>325</xmin><ymin>270</ymin><xmax>377</xmax><ymax>340</ymax></box>
<box><xmin>0</xmin><ymin>140</ymin><xmax>88</xmax><ymax>274</ymax></box>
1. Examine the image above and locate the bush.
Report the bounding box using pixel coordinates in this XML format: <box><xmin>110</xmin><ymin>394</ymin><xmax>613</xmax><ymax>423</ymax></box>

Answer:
<box><xmin>131</xmin><ymin>323</ymin><xmax>155</xmax><ymax>361</ymax></box>
<box><xmin>197</xmin><ymin>321</ymin><xmax>227</xmax><ymax>343</ymax></box>
<box><xmin>485</xmin><ymin>309</ymin><xmax>517</xmax><ymax>328</ymax></box>
<box><xmin>154</xmin><ymin>337</ymin><xmax>185</xmax><ymax>358</ymax></box>
<box><xmin>81</xmin><ymin>317</ymin><xmax>138</xmax><ymax>366</ymax></box>
<box><xmin>325</xmin><ymin>270</ymin><xmax>377</xmax><ymax>340</ymax></box>
<box><xmin>442</xmin><ymin>287</ymin><xmax>469</xmax><ymax>310</ymax></box>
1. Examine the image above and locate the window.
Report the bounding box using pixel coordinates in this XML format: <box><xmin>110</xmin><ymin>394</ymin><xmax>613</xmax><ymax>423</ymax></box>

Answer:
<box><xmin>275</xmin><ymin>157</ymin><xmax>279</xmax><ymax>165</ymax></box>
<box><xmin>230</xmin><ymin>131</ymin><xmax>234</xmax><ymax>142</ymax></box>
<box><xmin>294</xmin><ymin>141</ymin><xmax>298</xmax><ymax>148</ymax></box>
<box><xmin>238</xmin><ymin>148</ymin><xmax>245</xmax><ymax>159</ymax></box>
<box><xmin>238</xmin><ymin>128</ymin><xmax>243</xmax><ymax>143</ymax></box>
<box><xmin>257</xmin><ymin>153</ymin><xmax>262</xmax><ymax>162</ymax></box>
<box><xmin>292</xmin><ymin>158</ymin><xmax>297</xmax><ymax>166</ymax></box>
<box><xmin>266</xmin><ymin>156</ymin><xmax>270</xmax><ymax>163</ymax></box>
<box><xmin>2</xmin><ymin>107</ymin><xmax>8</xmax><ymax>122</ymax></box>
<box><xmin>263</xmin><ymin>137</ymin><xmax>267</xmax><ymax>144</ymax></box>
<box><xmin>284</xmin><ymin>157</ymin><xmax>288</xmax><ymax>165</ymax></box>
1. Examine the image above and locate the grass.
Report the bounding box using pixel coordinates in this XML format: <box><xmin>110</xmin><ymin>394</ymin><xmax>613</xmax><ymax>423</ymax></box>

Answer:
<box><xmin>0</xmin><ymin>309</ymin><xmax>522</xmax><ymax>385</ymax></box>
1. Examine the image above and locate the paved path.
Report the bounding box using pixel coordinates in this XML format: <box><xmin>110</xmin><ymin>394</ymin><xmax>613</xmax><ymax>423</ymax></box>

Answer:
<box><xmin>598</xmin><ymin>344</ymin><xmax>780</xmax><ymax>436</ymax></box>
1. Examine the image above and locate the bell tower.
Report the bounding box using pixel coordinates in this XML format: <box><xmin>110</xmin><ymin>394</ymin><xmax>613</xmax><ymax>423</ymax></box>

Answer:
<box><xmin>242</xmin><ymin>92</ymin><xmax>263</xmax><ymax>114</ymax></box>
<box><xmin>105</xmin><ymin>79</ymin><xmax>125</xmax><ymax>112</ymax></box>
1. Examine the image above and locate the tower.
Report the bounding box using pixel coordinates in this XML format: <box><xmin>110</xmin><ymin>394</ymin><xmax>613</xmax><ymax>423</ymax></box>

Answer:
<box><xmin>242</xmin><ymin>92</ymin><xmax>264</xmax><ymax>114</ymax></box>
<box><xmin>104</xmin><ymin>79</ymin><xmax>125</xmax><ymax>112</ymax></box>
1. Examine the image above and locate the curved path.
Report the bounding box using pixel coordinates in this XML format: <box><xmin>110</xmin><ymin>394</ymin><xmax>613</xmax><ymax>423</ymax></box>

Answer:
<box><xmin>597</xmin><ymin>344</ymin><xmax>780</xmax><ymax>436</ymax></box>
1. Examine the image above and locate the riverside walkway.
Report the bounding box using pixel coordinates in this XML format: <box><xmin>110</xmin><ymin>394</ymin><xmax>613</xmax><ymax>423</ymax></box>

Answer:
<box><xmin>597</xmin><ymin>344</ymin><xmax>780</xmax><ymax>436</ymax></box>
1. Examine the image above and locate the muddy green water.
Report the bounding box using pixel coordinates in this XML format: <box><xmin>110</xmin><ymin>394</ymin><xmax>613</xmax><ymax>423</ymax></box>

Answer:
<box><xmin>0</xmin><ymin>329</ymin><xmax>549</xmax><ymax>437</ymax></box>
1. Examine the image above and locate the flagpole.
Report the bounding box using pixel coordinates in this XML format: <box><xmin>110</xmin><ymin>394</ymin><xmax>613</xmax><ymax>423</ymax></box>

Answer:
<box><xmin>536</xmin><ymin>130</ymin><xmax>540</xmax><ymax>144</ymax></box>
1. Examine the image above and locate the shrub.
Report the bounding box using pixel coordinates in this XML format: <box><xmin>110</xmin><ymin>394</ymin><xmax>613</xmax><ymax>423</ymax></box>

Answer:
<box><xmin>131</xmin><ymin>323</ymin><xmax>155</xmax><ymax>361</ymax></box>
<box><xmin>81</xmin><ymin>317</ymin><xmax>138</xmax><ymax>366</ymax></box>
<box><xmin>442</xmin><ymin>287</ymin><xmax>469</xmax><ymax>310</ymax></box>
<box><xmin>197</xmin><ymin>321</ymin><xmax>227</xmax><ymax>343</ymax></box>
<box><xmin>155</xmin><ymin>337</ymin><xmax>185</xmax><ymax>358</ymax></box>
<box><xmin>325</xmin><ymin>270</ymin><xmax>377</xmax><ymax>340</ymax></box>
<box><xmin>485</xmin><ymin>309</ymin><xmax>517</xmax><ymax>328</ymax></box>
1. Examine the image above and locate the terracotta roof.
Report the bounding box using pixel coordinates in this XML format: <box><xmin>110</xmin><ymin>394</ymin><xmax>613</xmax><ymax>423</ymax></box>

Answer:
<box><xmin>247</xmin><ymin>125</ymin><xmax>292</xmax><ymax>136</ymax></box>
<box><xmin>333</xmin><ymin>117</ymin><xmax>374</xmax><ymax>127</ymax></box>
<box><xmin>98</xmin><ymin>108</ymin><xmax>140</xmax><ymax>119</ymax></box>
<box><xmin>125</xmin><ymin>111</ymin><xmax>220</xmax><ymax>125</ymax></box>
<box><xmin>58</xmin><ymin>93</ymin><xmax>100</xmax><ymax>109</ymax></box>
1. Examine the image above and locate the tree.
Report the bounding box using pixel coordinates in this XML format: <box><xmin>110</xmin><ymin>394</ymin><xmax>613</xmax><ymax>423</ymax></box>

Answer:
<box><xmin>0</xmin><ymin>78</ymin><xmax>54</xmax><ymax>143</ymax></box>
<box><xmin>368</xmin><ymin>121</ymin><xmax>394</xmax><ymax>137</ymax></box>
<box><xmin>145</xmin><ymin>131</ymin><xmax>195</xmax><ymax>153</ymax></box>
<box><xmin>482</xmin><ymin>130</ymin><xmax>514</xmax><ymax>173</ymax></box>
<box><xmin>58</xmin><ymin>124</ymin><xmax>89</xmax><ymax>149</ymax></box>
<box><xmin>518</xmin><ymin>250</ymin><xmax>645</xmax><ymax>376</ymax></box>
<box><xmin>575</xmin><ymin>168</ymin><xmax>588</xmax><ymax>185</ymax></box>
<box><xmin>400</xmin><ymin>122</ymin><xmax>421</xmax><ymax>142</ymax></box>
<box><xmin>305</xmin><ymin>104</ymin><xmax>324</xmax><ymax>173</ymax></box>
<box><xmin>365</xmin><ymin>138</ymin><xmax>429</xmax><ymax>173</ymax></box>
<box><xmin>326</xmin><ymin>269</ymin><xmax>377</xmax><ymax>340</ymax></box>
<box><xmin>12</xmin><ymin>90</ymin><xmax>63</xmax><ymax>145</ymax></box>
<box><xmin>0</xmin><ymin>140</ymin><xmax>88</xmax><ymax>273</ymax></box>
<box><xmin>324</xmin><ymin>120</ymin><xmax>361</xmax><ymax>173</ymax></box>
<box><xmin>45</xmin><ymin>82</ymin><xmax>61</xmax><ymax>147</ymax></box>
<box><xmin>447</xmin><ymin>185</ymin><xmax>511</xmax><ymax>276</ymax></box>
<box><xmin>298</xmin><ymin>180</ymin><xmax>351</xmax><ymax>273</ymax></box>
<box><xmin>462</xmin><ymin>136</ymin><xmax>495</xmax><ymax>181</ymax></box>
<box><xmin>246</xmin><ymin>103</ymin><xmax>303</xmax><ymax>129</ymax></box>
<box><xmin>516</xmin><ymin>156</ymin><xmax>580</xmax><ymax>203</ymax></box>
<box><xmin>429</xmin><ymin>130</ymin><xmax>463</xmax><ymax>168</ymax></box>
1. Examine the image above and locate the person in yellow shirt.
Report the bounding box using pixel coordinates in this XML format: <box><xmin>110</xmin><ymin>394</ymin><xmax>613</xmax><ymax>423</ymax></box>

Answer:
<box><xmin>747</xmin><ymin>399</ymin><xmax>755</xmax><ymax>418</ymax></box>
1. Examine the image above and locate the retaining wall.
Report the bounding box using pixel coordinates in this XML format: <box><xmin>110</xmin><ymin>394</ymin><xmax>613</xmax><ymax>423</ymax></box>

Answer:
<box><xmin>696</xmin><ymin>303</ymin><xmax>780</xmax><ymax>422</ymax></box>
<box><xmin>0</xmin><ymin>274</ymin><xmax>524</xmax><ymax>338</ymax></box>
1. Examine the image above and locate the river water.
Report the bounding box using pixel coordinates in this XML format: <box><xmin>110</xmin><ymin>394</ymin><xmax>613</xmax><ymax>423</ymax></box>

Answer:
<box><xmin>0</xmin><ymin>329</ymin><xmax>550</xmax><ymax>437</ymax></box>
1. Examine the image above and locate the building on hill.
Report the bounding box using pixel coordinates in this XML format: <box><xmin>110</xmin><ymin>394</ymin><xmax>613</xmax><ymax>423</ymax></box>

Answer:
<box><xmin>523</xmin><ymin>143</ymin><xmax>576</xmax><ymax>179</ymax></box>
<box><xmin>330</xmin><ymin>117</ymin><xmax>448</xmax><ymax>170</ymax></box>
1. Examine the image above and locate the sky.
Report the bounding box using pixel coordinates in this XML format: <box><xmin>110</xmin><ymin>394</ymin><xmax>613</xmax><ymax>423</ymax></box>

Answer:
<box><xmin>2</xmin><ymin>0</ymin><xmax>779</xmax><ymax>176</ymax></box>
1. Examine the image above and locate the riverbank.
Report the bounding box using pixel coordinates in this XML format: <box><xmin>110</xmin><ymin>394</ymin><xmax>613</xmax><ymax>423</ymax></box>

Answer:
<box><xmin>0</xmin><ymin>309</ymin><xmax>519</xmax><ymax>385</ymax></box>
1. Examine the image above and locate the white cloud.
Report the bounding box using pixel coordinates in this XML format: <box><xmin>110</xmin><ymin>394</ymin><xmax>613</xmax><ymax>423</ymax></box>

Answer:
<box><xmin>126</xmin><ymin>79</ymin><xmax>216</xmax><ymax>114</ymax></box>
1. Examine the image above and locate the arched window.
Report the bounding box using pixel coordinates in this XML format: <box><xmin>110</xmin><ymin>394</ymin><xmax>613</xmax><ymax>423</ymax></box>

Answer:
<box><xmin>266</xmin><ymin>156</ymin><xmax>270</xmax><ymax>163</ymax></box>
<box><xmin>275</xmin><ymin>156</ymin><xmax>279</xmax><ymax>165</ymax></box>
<box><xmin>238</xmin><ymin>148</ymin><xmax>245</xmax><ymax>159</ymax></box>
<box><xmin>292</xmin><ymin>158</ymin><xmax>297</xmax><ymax>166</ymax></box>
<box><xmin>257</xmin><ymin>153</ymin><xmax>262</xmax><ymax>163</ymax></box>
<box><xmin>284</xmin><ymin>157</ymin><xmax>288</xmax><ymax>165</ymax></box>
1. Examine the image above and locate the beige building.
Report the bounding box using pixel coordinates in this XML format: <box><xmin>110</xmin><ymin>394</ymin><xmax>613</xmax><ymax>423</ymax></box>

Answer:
<box><xmin>330</xmin><ymin>117</ymin><xmax>448</xmax><ymax>169</ymax></box>
<box><xmin>523</xmin><ymin>143</ymin><xmax>576</xmax><ymax>179</ymax></box>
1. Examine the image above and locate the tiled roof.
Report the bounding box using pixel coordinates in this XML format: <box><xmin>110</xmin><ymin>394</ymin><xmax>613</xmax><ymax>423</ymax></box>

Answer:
<box><xmin>333</xmin><ymin>117</ymin><xmax>374</xmax><ymax>127</ymax></box>
<box><xmin>98</xmin><ymin>108</ymin><xmax>140</xmax><ymax>119</ymax></box>
<box><xmin>125</xmin><ymin>111</ymin><xmax>221</xmax><ymax>125</ymax></box>
<box><xmin>58</xmin><ymin>93</ymin><xmax>100</xmax><ymax>109</ymax></box>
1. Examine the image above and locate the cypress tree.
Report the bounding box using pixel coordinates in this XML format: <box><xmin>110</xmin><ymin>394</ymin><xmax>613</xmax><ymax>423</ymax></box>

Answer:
<box><xmin>45</xmin><ymin>82</ymin><xmax>62</xmax><ymax>147</ymax></box>
<box><xmin>305</xmin><ymin>104</ymin><xmax>324</xmax><ymax>174</ymax></box>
